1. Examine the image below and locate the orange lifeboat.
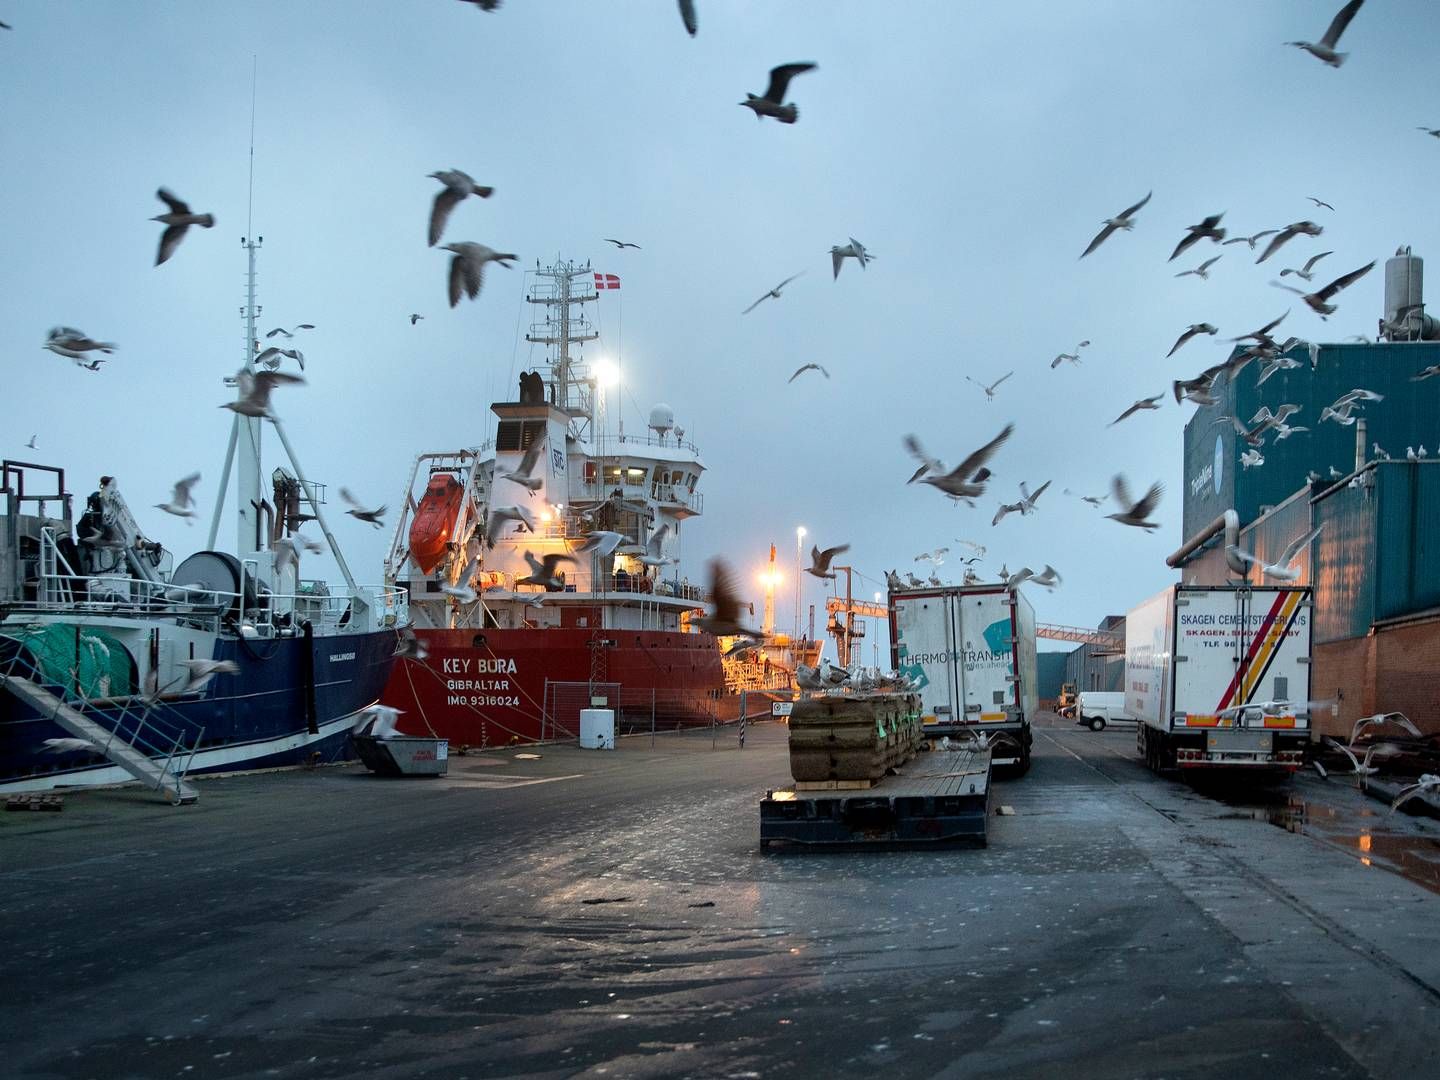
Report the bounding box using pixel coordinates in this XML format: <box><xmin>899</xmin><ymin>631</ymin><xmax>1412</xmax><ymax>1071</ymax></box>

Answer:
<box><xmin>408</xmin><ymin>475</ymin><xmax>465</xmax><ymax>575</ymax></box>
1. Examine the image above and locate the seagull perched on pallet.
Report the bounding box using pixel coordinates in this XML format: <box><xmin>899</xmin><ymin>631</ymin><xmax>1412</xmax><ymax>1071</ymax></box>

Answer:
<box><xmin>806</xmin><ymin>542</ymin><xmax>850</xmax><ymax>580</ymax></box>
<box><xmin>1079</xmin><ymin>191</ymin><xmax>1151</xmax><ymax>259</ymax></box>
<box><xmin>739</xmin><ymin>62</ymin><xmax>816</xmax><ymax>124</ymax></box>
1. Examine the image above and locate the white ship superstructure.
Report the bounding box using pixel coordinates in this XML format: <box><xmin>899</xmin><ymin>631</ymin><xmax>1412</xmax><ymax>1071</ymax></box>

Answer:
<box><xmin>386</xmin><ymin>259</ymin><xmax>709</xmax><ymax>632</ymax></box>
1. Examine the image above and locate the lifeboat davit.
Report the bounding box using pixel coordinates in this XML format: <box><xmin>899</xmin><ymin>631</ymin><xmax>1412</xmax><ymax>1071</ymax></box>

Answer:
<box><xmin>408</xmin><ymin>475</ymin><xmax>465</xmax><ymax>575</ymax></box>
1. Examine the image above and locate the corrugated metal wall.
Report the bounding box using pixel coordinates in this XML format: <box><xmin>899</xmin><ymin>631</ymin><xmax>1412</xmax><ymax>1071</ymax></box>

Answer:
<box><xmin>1181</xmin><ymin>342</ymin><xmax>1440</xmax><ymax>540</ymax></box>
<box><xmin>1037</xmin><ymin>651</ymin><xmax>1068</xmax><ymax>699</ymax></box>
<box><xmin>1063</xmin><ymin>641</ymin><xmax>1124</xmax><ymax>693</ymax></box>
<box><xmin>1312</xmin><ymin>473</ymin><xmax>1377</xmax><ymax>643</ymax></box>
<box><xmin>1375</xmin><ymin>462</ymin><xmax>1440</xmax><ymax>620</ymax></box>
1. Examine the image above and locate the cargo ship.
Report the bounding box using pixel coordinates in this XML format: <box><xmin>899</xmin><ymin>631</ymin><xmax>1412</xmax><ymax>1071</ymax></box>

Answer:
<box><xmin>380</xmin><ymin>258</ymin><xmax>785</xmax><ymax>746</ymax></box>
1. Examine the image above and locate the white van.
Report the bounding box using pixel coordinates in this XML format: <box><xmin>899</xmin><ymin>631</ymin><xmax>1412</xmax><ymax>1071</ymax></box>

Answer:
<box><xmin>1074</xmin><ymin>691</ymin><xmax>1135</xmax><ymax>732</ymax></box>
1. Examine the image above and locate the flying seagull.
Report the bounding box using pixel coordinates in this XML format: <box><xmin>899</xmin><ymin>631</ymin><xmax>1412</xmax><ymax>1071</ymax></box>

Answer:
<box><xmin>1271</xmin><ymin>260</ymin><xmax>1375</xmax><ymax>317</ymax></box>
<box><xmin>807</xmin><ymin>543</ymin><xmax>850</xmax><ymax>580</ymax></box>
<box><xmin>428</xmin><ymin>169</ymin><xmax>494</xmax><ymax>247</ymax></box>
<box><xmin>518</xmin><ymin>551</ymin><xmax>575</xmax><ymax>592</ymax></box>
<box><xmin>1227</xmin><ymin>525</ymin><xmax>1323</xmax><ymax>583</ymax></box>
<box><xmin>603</xmin><ymin>238</ymin><xmax>641</xmax><ymax>249</ymax></box>
<box><xmin>1168</xmin><ymin>213</ymin><xmax>1226</xmax><ymax>262</ymax></box>
<box><xmin>788</xmin><ymin>363</ymin><xmax>829</xmax><ymax>383</ymax></box>
<box><xmin>1079</xmin><ymin>191</ymin><xmax>1151</xmax><ymax>259</ymax></box>
<box><xmin>485</xmin><ymin>503</ymin><xmax>536</xmax><ymax>546</ymax></box>
<box><xmin>220</xmin><ymin>369</ymin><xmax>304</xmax><ymax>419</ymax></box>
<box><xmin>1109</xmin><ymin>395</ymin><xmax>1163</xmax><ymax>427</ymax></box>
<box><xmin>1307</xmin><ymin>196</ymin><xmax>1335</xmax><ymax>211</ymax></box>
<box><xmin>44</xmin><ymin>326</ymin><xmax>115</xmax><ymax>359</ymax></box>
<box><xmin>1419</xmin><ymin>127</ymin><xmax>1440</xmax><ymax>138</ymax></box>
<box><xmin>740</xmin><ymin>62</ymin><xmax>816</xmax><ymax>124</ymax></box>
<box><xmin>830</xmin><ymin>237</ymin><xmax>872</xmax><ymax>279</ymax></box>
<box><xmin>152</xmin><ymin>188</ymin><xmax>215</xmax><ymax>266</ymax></box>
<box><xmin>1030</xmin><ymin>565</ymin><xmax>1062</xmax><ymax>590</ymax></box>
<box><xmin>456</xmin><ymin>0</ymin><xmax>502</xmax><ymax>9</ymax></box>
<box><xmin>255</xmin><ymin>346</ymin><xmax>304</xmax><ymax>371</ymax></box>
<box><xmin>677</xmin><ymin>0</ymin><xmax>697</xmax><ymax>36</ymax></box>
<box><xmin>410</xmin><ymin>313</ymin><xmax>424</xmax><ymax>324</ymax></box>
<box><xmin>965</xmin><ymin>371</ymin><xmax>1013</xmax><ymax>401</ymax></box>
<box><xmin>1106</xmin><ymin>475</ymin><xmax>1163</xmax><ymax>531</ymax></box>
<box><xmin>1388</xmin><ymin>774</ymin><xmax>1440</xmax><ymax>817</ymax></box>
<box><xmin>1256</xmin><ymin>222</ymin><xmax>1323</xmax><ymax>264</ymax></box>
<box><xmin>1286</xmin><ymin>0</ymin><xmax>1365</xmax><ymax>67</ymax></box>
<box><xmin>1174</xmin><ymin>255</ymin><xmax>1222</xmax><ymax>280</ymax></box>
<box><xmin>638</xmin><ymin>523</ymin><xmax>675</xmax><ymax>568</ymax></box>
<box><xmin>576</xmin><ymin>531</ymin><xmax>628</xmax><ymax>558</ymax></box>
<box><xmin>1166</xmin><ymin>323</ymin><xmax>1218</xmax><ymax>357</ymax></box>
<box><xmin>442</xmin><ymin>243</ymin><xmax>516</xmax><ymax>307</ymax></box>
<box><xmin>155</xmin><ymin>472</ymin><xmax>201</xmax><ymax>521</ymax></box>
<box><xmin>1411</xmin><ymin>364</ymin><xmax>1440</xmax><ymax>382</ymax></box>
<box><xmin>339</xmin><ymin>488</ymin><xmax>386</xmax><ymax>529</ymax></box>
<box><xmin>499</xmin><ymin>433</ymin><xmax>546</xmax><ymax>492</ymax></box>
<box><xmin>25</xmin><ymin>434</ymin><xmax>37</xmax><ymax>449</ymax></box>
<box><xmin>264</xmin><ymin>324</ymin><xmax>315</xmax><ymax>339</ymax></box>
<box><xmin>1223</xmin><ymin>230</ymin><xmax>1279</xmax><ymax>250</ymax></box>
<box><xmin>911</xmin><ymin>424</ymin><xmax>1013</xmax><ymax>501</ymax></box>
<box><xmin>692</xmin><ymin>560</ymin><xmax>763</xmax><ymax>638</ymax></box>
<box><xmin>742</xmin><ymin>272</ymin><xmax>804</xmax><ymax>314</ymax></box>
<box><xmin>1279</xmin><ymin>251</ymin><xmax>1333</xmax><ymax>281</ymax></box>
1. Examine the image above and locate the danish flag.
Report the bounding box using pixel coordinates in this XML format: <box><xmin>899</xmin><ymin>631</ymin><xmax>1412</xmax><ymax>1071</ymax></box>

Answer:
<box><xmin>594</xmin><ymin>272</ymin><xmax>621</xmax><ymax>290</ymax></box>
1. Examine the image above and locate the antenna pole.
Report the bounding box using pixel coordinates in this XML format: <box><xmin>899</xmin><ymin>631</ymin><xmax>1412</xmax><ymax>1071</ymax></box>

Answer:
<box><xmin>235</xmin><ymin>62</ymin><xmax>263</xmax><ymax>556</ymax></box>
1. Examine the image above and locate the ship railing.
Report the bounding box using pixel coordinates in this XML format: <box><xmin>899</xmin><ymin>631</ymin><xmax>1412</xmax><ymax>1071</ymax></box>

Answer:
<box><xmin>651</xmin><ymin>485</ymin><xmax>702</xmax><ymax>512</ymax></box>
<box><xmin>615</xmin><ymin>432</ymin><xmax>701</xmax><ymax>454</ymax></box>
<box><xmin>19</xmin><ymin>530</ymin><xmax>408</xmax><ymax>636</ymax></box>
<box><xmin>476</xmin><ymin>567</ymin><xmax>708</xmax><ymax>605</ymax></box>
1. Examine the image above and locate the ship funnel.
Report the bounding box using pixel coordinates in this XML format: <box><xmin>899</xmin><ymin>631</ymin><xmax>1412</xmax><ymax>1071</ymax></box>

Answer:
<box><xmin>1382</xmin><ymin>246</ymin><xmax>1440</xmax><ymax>341</ymax></box>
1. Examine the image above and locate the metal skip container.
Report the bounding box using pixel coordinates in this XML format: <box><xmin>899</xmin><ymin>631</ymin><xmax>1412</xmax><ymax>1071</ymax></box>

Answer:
<box><xmin>352</xmin><ymin>736</ymin><xmax>449</xmax><ymax>776</ymax></box>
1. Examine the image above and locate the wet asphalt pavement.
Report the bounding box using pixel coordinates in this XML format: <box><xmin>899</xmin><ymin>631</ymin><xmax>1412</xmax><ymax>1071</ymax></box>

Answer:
<box><xmin>3</xmin><ymin>716</ymin><xmax>1439</xmax><ymax>1079</ymax></box>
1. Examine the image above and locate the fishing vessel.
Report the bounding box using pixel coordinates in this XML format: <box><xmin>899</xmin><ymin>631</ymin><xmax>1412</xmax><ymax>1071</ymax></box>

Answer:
<box><xmin>0</xmin><ymin>237</ymin><xmax>406</xmax><ymax>799</ymax></box>
<box><xmin>380</xmin><ymin>258</ymin><xmax>791</xmax><ymax>746</ymax></box>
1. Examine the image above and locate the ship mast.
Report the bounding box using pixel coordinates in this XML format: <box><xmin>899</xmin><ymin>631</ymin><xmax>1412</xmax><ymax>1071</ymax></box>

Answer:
<box><xmin>525</xmin><ymin>260</ymin><xmax>599</xmax><ymax>435</ymax></box>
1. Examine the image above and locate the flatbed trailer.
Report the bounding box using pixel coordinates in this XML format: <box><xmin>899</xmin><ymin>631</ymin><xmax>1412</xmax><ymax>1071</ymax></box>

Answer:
<box><xmin>759</xmin><ymin>747</ymin><xmax>992</xmax><ymax>850</ymax></box>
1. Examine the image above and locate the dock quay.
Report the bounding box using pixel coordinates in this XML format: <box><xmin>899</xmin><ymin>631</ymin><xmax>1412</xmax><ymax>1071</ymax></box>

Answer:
<box><xmin>3</xmin><ymin>715</ymin><xmax>1439</xmax><ymax>1078</ymax></box>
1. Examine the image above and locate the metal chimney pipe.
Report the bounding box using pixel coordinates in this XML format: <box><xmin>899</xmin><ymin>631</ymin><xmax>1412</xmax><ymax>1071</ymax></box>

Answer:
<box><xmin>1356</xmin><ymin>418</ymin><xmax>1367</xmax><ymax>473</ymax></box>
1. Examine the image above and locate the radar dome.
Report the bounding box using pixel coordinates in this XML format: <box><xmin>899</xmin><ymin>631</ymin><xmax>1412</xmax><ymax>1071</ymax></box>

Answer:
<box><xmin>648</xmin><ymin>404</ymin><xmax>674</xmax><ymax>436</ymax></box>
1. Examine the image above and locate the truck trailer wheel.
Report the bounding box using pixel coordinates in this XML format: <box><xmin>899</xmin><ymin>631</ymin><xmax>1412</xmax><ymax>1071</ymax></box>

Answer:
<box><xmin>1087</xmin><ymin>716</ymin><xmax>1105</xmax><ymax>732</ymax></box>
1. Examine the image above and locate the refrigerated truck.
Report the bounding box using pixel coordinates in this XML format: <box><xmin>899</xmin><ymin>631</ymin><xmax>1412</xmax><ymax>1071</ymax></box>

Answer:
<box><xmin>889</xmin><ymin>583</ymin><xmax>1038</xmax><ymax>773</ymax></box>
<box><xmin>1125</xmin><ymin>585</ymin><xmax>1312</xmax><ymax>773</ymax></box>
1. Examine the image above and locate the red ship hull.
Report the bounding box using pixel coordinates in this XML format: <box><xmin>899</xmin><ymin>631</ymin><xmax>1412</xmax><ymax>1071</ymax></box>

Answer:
<box><xmin>380</xmin><ymin>627</ymin><xmax>734</xmax><ymax>748</ymax></box>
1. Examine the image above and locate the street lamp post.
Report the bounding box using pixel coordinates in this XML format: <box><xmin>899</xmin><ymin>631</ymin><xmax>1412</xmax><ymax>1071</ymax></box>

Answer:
<box><xmin>794</xmin><ymin>526</ymin><xmax>806</xmax><ymax>639</ymax></box>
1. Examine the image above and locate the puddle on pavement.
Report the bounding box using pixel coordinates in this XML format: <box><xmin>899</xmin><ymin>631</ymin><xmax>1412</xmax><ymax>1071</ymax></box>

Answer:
<box><xmin>1207</xmin><ymin>791</ymin><xmax>1440</xmax><ymax>895</ymax></box>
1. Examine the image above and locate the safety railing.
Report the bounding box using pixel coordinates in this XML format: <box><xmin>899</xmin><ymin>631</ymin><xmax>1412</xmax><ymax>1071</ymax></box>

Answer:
<box><xmin>10</xmin><ymin>529</ymin><xmax>408</xmax><ymax>636</ymax></box>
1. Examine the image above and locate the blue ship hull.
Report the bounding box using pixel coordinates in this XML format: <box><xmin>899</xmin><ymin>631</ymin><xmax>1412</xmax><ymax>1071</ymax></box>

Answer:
<box><xmin>0</xmin><ymin>627</ymin><xmax>397</xmax><ymax>792</ymax></box>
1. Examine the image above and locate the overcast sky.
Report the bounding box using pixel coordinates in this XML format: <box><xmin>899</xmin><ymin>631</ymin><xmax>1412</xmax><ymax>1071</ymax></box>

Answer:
<box><xmin>4</xmin><ymin>1</ymin><xmax>1439</xmax><ymax>656</ymax></box>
